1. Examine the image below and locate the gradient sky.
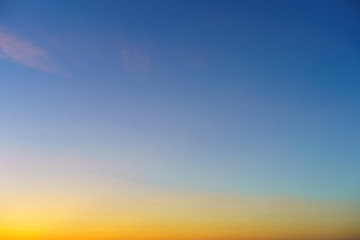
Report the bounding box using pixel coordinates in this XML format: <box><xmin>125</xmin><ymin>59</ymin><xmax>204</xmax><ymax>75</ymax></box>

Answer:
<box><xmin>1</xmin><ymin>1</ymin><xmax>360</xmax><ymax>239</ymax></box>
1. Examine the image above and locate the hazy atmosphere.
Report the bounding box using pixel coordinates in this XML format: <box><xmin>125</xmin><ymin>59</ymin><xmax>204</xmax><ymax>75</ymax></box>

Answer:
<box><xmin>1</xmin><ymin>1</ymin><xmax>360</xmax><ymax>239</ymax></box>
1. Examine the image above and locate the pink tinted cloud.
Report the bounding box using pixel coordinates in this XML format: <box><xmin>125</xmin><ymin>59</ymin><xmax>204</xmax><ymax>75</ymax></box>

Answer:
<box><xmin>0</xmin><ymin>146</ymin><xmax>111</xmax><ymax>172</ymax></box>
<box><xmin>0</xmin><ymin>26</ymin><xmax>57</xmax><ymax>73</ymax></box>
<box><xmin>119</xmin><ymin>39</ymin><xmax>150</xmax><ymax>73</ymax></box>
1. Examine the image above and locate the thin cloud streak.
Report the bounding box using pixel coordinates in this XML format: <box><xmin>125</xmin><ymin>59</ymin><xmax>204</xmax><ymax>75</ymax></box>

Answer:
<box><xmin>0</xmin><ymin>148</ymin><xmax>109</xmax><ymax>172</ymax></box>
<box><xmin>119</xmin><ymin>39</ymin><xmax>150</xmax><ymax>73</ymax></box>
<box><xmin>0</xmin><ymin>26</ymin><xmax>57</xmax><ymax>73</ymax></box>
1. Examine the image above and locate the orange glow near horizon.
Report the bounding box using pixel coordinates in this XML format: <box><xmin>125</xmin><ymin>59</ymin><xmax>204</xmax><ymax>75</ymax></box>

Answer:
<box><xmin>0</xmin><ymin>177</ymin><xmax>359</xmax><ymax>240</ymax></box>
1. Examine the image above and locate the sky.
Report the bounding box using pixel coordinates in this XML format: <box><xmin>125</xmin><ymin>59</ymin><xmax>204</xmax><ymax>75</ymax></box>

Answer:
<box><xmin>0</xmin><ymin>0</ymin><xmax>360</xmax><ymax>239</ymax></box>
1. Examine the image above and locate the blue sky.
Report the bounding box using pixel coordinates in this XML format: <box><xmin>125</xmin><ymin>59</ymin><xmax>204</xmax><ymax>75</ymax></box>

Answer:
<box><xmin>1</xmin><ymin>0</ymin><xmax>360</xmax><ymax>203</ymax></box>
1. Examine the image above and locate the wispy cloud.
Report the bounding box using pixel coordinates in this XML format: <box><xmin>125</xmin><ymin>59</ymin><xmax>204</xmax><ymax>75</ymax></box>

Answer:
<box><xmin>119</xmin><ymin>39</ymin><xmax>150</xmax><ymax>73</ymax></box>
<box><xmin>0</xmin><ymin>148</ymin><xmax>108</xmax><ymax>173</ymax></box>
<box><xmin>0</xmin><ymin>26</ymin><xmax>57</xmax><ymax>73</ymax></box>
